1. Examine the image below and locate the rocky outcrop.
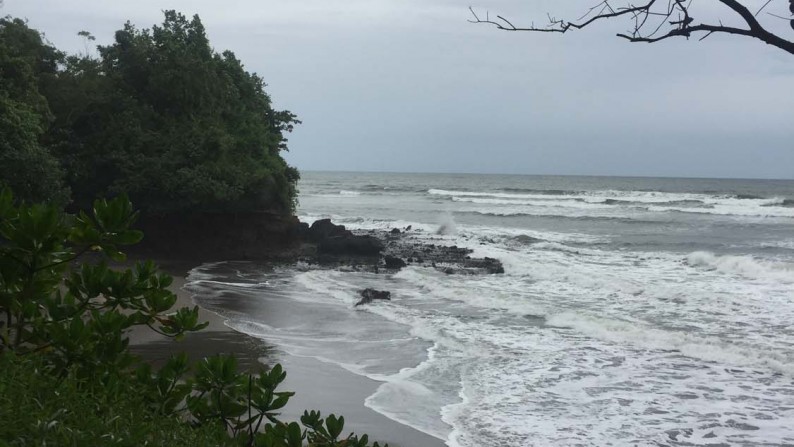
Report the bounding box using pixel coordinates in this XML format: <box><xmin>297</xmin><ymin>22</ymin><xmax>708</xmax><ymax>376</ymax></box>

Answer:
<box><xmin>305</xmin><ymin>219</ymin><xmax>384</xmax><ymax>257</ymax></box>
<box><xmin>132</xmin><ymin>212</ymin><xmax>502</xmax><ymax>276</ymax></box>
<box><xmin>355</xmin><ymin>288</ymin><xmax>391</xmax><ymax>306</ymax></box>
<box><xmin>380</xmin><ymin>241</ymin><xmax>505</xmax><ymax>275</ymax></box>
<box><xmin>307</xmin><ymin>219</ymin><xmax>351</xmax><ymax>241</ymax></box>
<box><xmin>131</xmin><ymin>211</ymin><xmax>305</xmax><ymax>262</ymax></box>
<box><xmin>317</xmin><ymin>235</ymin><xmax>384</xmax><ymax>256</ymax></box>
<box><xmin>299</xmin><ymin>224</ymin><xmax>505</xmax><ymax>275</ymax></box>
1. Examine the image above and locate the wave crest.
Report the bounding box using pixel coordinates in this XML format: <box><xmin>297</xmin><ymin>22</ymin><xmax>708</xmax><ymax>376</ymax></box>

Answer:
<box><xmin>686</xmin><ymin>251</ymin><xmax>794</xmax><ymax>283</ymax></box>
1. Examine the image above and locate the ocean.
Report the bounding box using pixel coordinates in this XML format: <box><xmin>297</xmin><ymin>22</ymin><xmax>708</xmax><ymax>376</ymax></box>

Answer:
<box><xmin>189</xmin><ymin>171</ymin><xmax>794</xmax><ymax>446</ymax></box>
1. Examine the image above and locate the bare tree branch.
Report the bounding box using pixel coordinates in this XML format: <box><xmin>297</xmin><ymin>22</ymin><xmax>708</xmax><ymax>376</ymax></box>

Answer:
<box><xmin>469</xmin><ymin>1</ymin><xmax>794</xmax><ymax>55</ymax></box>
<box><xmin>755</xmin><ymin>0</ymin><xmax>774</xmax><ymax>17</ymax></box>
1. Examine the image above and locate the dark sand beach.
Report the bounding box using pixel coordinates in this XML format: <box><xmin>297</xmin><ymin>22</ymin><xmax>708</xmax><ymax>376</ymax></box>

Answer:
<box><xmin>128</xmin><ymin>261</ymin><xmax>445</xmax><ymax>447</ymax></box>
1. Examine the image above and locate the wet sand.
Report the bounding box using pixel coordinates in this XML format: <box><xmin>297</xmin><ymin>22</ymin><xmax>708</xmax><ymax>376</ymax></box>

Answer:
<box><xmin>128</xmin><ymin>260</ymin><xmax>446</xmax><ymax>447</ymax></box>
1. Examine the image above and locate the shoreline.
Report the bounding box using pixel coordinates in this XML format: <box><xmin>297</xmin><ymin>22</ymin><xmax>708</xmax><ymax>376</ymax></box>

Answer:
<box><xmin>128</xmin><ymin>258</ymin><xmax>446</xmax><ymax>447</ymax></box>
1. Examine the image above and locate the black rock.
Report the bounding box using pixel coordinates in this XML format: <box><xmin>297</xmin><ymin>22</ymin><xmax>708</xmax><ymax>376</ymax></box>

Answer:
<box><xmin>390</xmin><ymin>228</ymin><xmax>401</xmax><ymax>235</ymax></box>
<box><xmin>318</xmin><ymin>235</ymin><xmax>384</xmax><ymax>256</ymax></box>
<box><xmin>355</xmin><ymin>288</ymin><xmax>391</xmax><ymax>306</ymax></box>
<box><xmin>384</xmin><ymin>255</ymin><xmax>407</xmax><ymax>270</ymax></box>
<box><xmin>295</xmin><ymin>221</ymin><xmax>311</xmax><ymax>239</ymax></box>
<box><xmin>462</xmin><ymin>256</ymin><xmax>505</xmax><ymax>274</ymax></box>
<box><xmin>308</xmin><ymin>218</ymin><xmax>351</xmax><ymax>242</ymax></box>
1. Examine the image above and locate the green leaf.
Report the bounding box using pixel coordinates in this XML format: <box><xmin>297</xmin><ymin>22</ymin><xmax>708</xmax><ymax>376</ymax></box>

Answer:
<box><xmin>326</xmin><ymin>414</ymin><xmax>344</xmax><ymax>440</ymax></box>
<box><xmin>0</xmin><ymin>188</ymin><xmax>13</xmax><ymax>219</ymax></box>
<box><xmin>287</xmin><ymin>422</ymin><xmax>302</xmax><ymax>447</ymax></box>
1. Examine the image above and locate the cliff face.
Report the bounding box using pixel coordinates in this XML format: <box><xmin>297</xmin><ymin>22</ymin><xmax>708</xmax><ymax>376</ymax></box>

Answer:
<box><xmin>131</xmin><ymin>212</ymin><xmax>306</xmax><ymax>262</ymax></box>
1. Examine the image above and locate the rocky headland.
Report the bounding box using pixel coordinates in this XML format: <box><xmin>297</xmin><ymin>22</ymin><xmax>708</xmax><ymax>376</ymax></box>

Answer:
<box><xmin>131</xmin><ymin>213</ymin><xmax>504</xmax><ymax>276</ymax></box>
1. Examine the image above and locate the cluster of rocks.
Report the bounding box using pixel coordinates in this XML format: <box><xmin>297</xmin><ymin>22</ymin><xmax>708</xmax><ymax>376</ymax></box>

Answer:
<box><xmin>297</xmin><ymin>219</ymin><xmax>504</xmax><ymax>276</ymax></box>
<box><xmin>298</xmin><ymin>218</ymin><xmax>384</xmax><ymax>256</ymax></box>
<box><xmin>135</xmin><ymin>214</ymin><xmax>505</xmax><ymax>308</ymax></box>
<box><xmin>132</xmin><ymin>212</ymin><xmax>505</xmax><ymax>279</ymax></box>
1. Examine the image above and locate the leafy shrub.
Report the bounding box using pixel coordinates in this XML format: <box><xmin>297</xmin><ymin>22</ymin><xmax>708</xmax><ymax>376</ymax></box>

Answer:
<box><xmin>0</xmin><ymin>353</ymin><xmax>231</xmax><ymax>447</ymax></box>
<box><xmin>0</xmin><ymin>190</ymin><xmax>385</xmax><ymax>446</ymax></box>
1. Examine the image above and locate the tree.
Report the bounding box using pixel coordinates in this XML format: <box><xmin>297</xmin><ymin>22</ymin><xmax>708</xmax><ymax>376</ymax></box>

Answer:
<box><xmin>2</xmin><ymin>12</ymin><xmax>299</xmax><ymax>212</ymax></box>
<box><xmin>43</xmin><ymin>11</ymin><xmax>300</xmax><ymax>213</ymax></box>
<box><xmin>469</xmin><ymin>1</ymin><xmax>794</xmax><ymax>55</ymax></box>
<box><xmin>0</xmin><ymin>17</ymin><xmax>68</xmax><ymax>204</ymax></box>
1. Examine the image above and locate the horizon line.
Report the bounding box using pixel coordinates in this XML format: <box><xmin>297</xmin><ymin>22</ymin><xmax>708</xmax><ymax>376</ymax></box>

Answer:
<box><xmin>297</xmin><ymin>169</ymin><xmax>794</xmax><ymax>182</ymax></box>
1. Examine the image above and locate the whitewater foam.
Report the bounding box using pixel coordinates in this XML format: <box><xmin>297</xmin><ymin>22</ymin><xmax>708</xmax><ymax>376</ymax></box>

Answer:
<box><xmin>546</xmin><ymin>311</ymin><xmax>794</xmax><ymax>375</ymax></box>
<box><xmin>428</xmin><ymin>188</ymin><xmax>794</xmax><ymax>219</ymax></box>
<box><xmin>686</xmin><ymin>251</ymin><xmax>794</xmax><ymax>283</ymax></box>
<box><xmin>199</xmin><ymin>173</ymin><xmax>794</xmax><ymax>446</ymax></box>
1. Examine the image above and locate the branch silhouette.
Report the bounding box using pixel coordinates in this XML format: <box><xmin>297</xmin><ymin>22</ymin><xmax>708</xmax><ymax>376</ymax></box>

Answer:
<box><xmin>469</xmin><ymin>1</ymin><xmax>794</xmax><ymax>55</ymax></box>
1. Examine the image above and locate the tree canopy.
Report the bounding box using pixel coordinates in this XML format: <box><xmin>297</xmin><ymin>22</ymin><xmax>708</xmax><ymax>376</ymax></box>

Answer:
<box><xmin>0</xmin><ymin>17</ymin><xmax>69</xmax><ymax>205</ymax></box>
<box><xmin>1</xmin><ymin>11</ymin><xmax>300</xmax><ymax>213</ymax></box>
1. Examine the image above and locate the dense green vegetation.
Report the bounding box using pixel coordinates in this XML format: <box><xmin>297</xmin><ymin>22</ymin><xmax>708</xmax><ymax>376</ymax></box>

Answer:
<box><xmin>0</xmin><ymin>190</ymin><xmax>384</xmax><ymax>446</ymax></box>
<box><xmin>0</xmin><ymin>11</ymin><xmax>299</xmax><ymax>212</ymax></box>
<box><xmin>0</xmin><ymin>11</ymin><xmax>382</xmax><ymax>446</ymax></box>
<box><xmin>0</xmin><ymin>354</ymin><xmax>230</xmax><ymax>446</ymax></box>
<box><xmin>0</xmin><ymin>17</ymin><xmax>69</xmax><ymax>205</ymax></box>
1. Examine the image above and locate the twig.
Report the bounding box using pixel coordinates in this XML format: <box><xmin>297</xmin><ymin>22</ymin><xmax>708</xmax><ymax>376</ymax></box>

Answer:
<box><xmin>468</xmin><ymin>0</ymin><xmax>794</xmax><ymax>55</ymax></box>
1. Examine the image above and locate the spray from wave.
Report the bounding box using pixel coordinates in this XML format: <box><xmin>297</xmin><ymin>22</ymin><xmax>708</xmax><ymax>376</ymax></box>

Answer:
<box><xmin>686</xmin><ymin>251</ymin><xmax>794</xmax><ymax>283</ymax></box>
<box><xmin>436</xmin><ymin>214</ymin><xmax>457</xmax><ymax>235</ymax></box>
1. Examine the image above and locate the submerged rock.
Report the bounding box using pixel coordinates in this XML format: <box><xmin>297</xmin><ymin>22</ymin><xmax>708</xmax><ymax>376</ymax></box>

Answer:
<box><xmin>462</xmin><ymin>257</ymin><xmax>505</xmax><ymax>274</ymax></box>
<box><xmin>384</xmin><ymin>255</ymin><xmax>407</xmax><ymax>270</ymax></box>
<box><xmin>513</xmin><ymin>234</ymin><xmax>541</xmax><ymax>245</ymax></box>
<box><xmin>355</xmin><ymin>288</ymin><xmax>391</xmax><ymax>306</ymax></box>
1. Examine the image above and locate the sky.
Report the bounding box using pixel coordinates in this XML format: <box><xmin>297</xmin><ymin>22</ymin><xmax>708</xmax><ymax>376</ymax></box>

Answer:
<box><xmin>4</xmin><ymin>0</ymin><xmax>793</xmax><ymax>179</ymax></box>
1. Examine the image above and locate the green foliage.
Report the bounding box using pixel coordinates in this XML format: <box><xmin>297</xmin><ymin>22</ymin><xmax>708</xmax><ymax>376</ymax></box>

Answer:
<box><xmin>0</xmin><ymin>17</ymin><xmax>68</xmax><ymax>204</ymax></box>
<box><xmin>0</xmin><ymin>190</ymin><xmax>385</xmax><ymax>447</ymax></box>
<box><xmin>0</xmin><ymin>353</ymin><xmax>231</xmax><ymax>447</ymax></box>
<box><xmin>0</xmin><ymin>12</ymin><xmax>299</xmax><ymax>212</ymax></box>
<box><xmin>136</xmin><ymin>355</ymin><xmax>385</xmax><ymax>447</ymax></box>
<box><xmin>44</xmin><ymin>11</ymin><xmax>300</xmax><ymax>213</ymax></box>
<box><xmin>0</xmin><ymin>191</ymin><xmax>207</xmax><ymax>367</ymax></box>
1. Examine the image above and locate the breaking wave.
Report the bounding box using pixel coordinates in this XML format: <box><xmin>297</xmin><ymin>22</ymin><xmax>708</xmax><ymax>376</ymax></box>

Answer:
<box><xmin>428</xmin><ymin>188</ymin><xmax>794</xmax><ymax>218</ymax></box>
<box><xmin>686</xmin><ymin>251</ymin><xmax>794</xmax><ymax>283</ymax></box>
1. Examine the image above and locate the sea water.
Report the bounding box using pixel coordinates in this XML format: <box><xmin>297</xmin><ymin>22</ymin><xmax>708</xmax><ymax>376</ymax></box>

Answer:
<box><xmin>188</xmin><ymin>172</ymin><xmax>794</xmax><ymax>446</ymax></box>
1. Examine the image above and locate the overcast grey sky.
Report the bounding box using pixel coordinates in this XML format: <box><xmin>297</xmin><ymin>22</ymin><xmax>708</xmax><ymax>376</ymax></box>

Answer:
<box><xmin>4</xmin><ymin>0</ymin><xmax>793</xmax><ymax>179</ymax></box>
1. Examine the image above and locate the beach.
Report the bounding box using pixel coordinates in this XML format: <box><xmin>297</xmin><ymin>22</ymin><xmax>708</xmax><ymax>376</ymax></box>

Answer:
<box><xmin>128</xmin><ymin>259</ymin><xmax>445</xmax><ymax>447</ymax></box>
<box><xmin>130</xmin><ymin>171</ymin><xmax>794</xmax><ymax>446</ymax></box>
